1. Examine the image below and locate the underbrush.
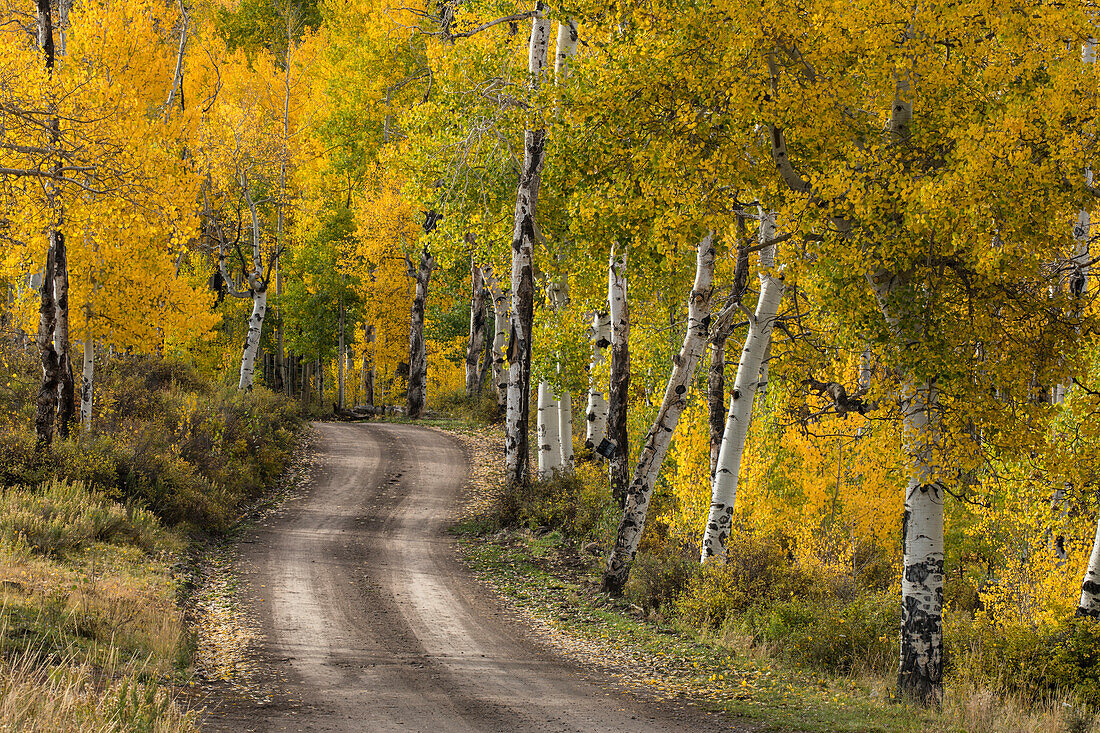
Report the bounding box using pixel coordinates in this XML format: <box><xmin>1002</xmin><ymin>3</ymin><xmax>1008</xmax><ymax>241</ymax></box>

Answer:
<box><xmin>433</xmin><ymin>387</ymin><xmax>502</xmax><ymax>425</ymax></box>
<box><xmin>481</xmin><ymin>465</ymin><xmax>1100</xmax><ymax>732</ymax></box>
<box><xmin>0</xmin><ymin>346</ymin><xmax>303</xmax><ymax>730</ymax></box>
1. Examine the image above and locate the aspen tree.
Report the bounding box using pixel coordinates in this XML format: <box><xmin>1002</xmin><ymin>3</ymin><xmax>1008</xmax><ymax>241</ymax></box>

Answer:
<box><xmin>406</xmin><ymin>245</ymin><xmax>435</xmax><ymax>418</ymax></box>
<box><xmin>504</xmin><ymin>4</ymin><xmax>552</xmax><ymax>488</ymax></box>
<box><xmin>585</xmin><ymin>309</ymin><xmax>611</xmax><ymax>449</ymax></box>
<box><xmin>701</xmin><ymin>213</ymin><xmax>784</xmax><ymax>561</ymax></box>
<box><xmin>604</xmin><ymin>234</ymin><xmax>715</xmax><ymax>594</ymax></box>
<box><xmin>606</xmin><ymin>242</ymin><xmax>630</xmax><ymax>506</ymax></box>
<box><xmin>465</xmin><ymin>251</ymin><xmax>488</xmax><ymax>399</ymax></box>
<box><xmin>484</xmin><ymin>265</ymin><xmax>509</xmax><ymax>410</ymax></box>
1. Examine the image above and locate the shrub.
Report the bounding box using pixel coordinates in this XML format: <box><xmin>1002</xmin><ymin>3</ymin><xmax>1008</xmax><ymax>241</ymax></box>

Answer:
<box><xmin>949</xmin><ymin>612</ymin><xmax>1100</xmax><ymax>707</ymax></box>
<box><xmin>677</xmin><ymin>533</ymin><xmax>814</xmax><ymax>630</ymax></box>
<box><xmin>495</xmin><ymin>463</ymin><xmax>614</xmax><ymax>542</ymax></box>
<box><xmin>625</xmin><ymin>545</ymin><xmax>699</xmax><ymax>616</ymax></box>
<box><xmin>0</xmin><ymin>478</ymin><xmax>167</xmax><ymax>557</ymax></box>
<box><xmin>769</xmin><ymin>591</ymin><xmax>897</xmax><ymax>673</ymax></box>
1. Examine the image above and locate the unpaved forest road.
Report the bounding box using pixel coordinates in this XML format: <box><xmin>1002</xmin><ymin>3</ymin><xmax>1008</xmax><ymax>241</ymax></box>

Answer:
<box><xmin>203</xmin><ymin>422</ymin><xmax>741</xmax><ymax>732</ymax></box>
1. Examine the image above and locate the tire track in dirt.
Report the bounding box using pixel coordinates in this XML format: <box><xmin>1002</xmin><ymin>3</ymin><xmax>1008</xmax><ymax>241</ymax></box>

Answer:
<box><xmin>201</xmin><ymin>422</ymin><xmax>740</xmax><ymax>732</ymax></box>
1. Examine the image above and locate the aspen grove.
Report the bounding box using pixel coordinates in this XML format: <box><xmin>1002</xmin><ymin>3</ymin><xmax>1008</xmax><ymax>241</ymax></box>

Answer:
<box><xmin>4</xmin><ymin>0</ymin><xmax>1100</xmax><ymax>715</ymax></box>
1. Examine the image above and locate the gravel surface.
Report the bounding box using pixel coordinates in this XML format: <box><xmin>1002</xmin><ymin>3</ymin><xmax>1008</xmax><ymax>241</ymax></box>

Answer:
<box><xmin>197</xmin><ymin>421</ymin><xmax>746</xmax><ymax>732</ymax></box>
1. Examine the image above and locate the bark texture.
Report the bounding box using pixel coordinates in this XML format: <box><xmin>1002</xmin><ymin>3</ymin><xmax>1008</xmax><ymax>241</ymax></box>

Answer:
<box><xmin>701</xmin><ymin>216</ymin><xmax>784</xmax><ymax>561</ymax></box>
<box><xmin>239</xmin><ymin>290</ymin><xmax>268</xmax><ymax>389</ymax></box>
<box><xmin>558</xmin><ymin>389</ymin><xmax>573</xmax><ymax>469</ymax></box>
<box><xmin>53</xmin><ymin>231</ymin><xmax>74</xmax><ymax>437</ymax></box>
<box><xmin>80</xmin><ymin>337</ymin><xmax>92</xmax><ymax>431</ymax></box>
<box><xmin>537</xmin><ymin>381</ymin><xmax>562</xmax><ymax>477</ymax></box>
<box><xmin>895</xmin><ymin>384</ymin><xmax>944</xmax><ymax>705</ymax></box>
<box><xmin>606</xmin><ymin>244</ymin><xmax>630</xmax><ymax>507</ymax></box>
<box><xmin>585</xmin><ymin>310</ymin><xmax>611</xmax><ymax>449</ymax></box>
<box><xmin>503</xmin><ymin>6</ymin><xmax>552</xmax><ymax>489</ymax></box>
<box><xmin>34</xmin><ymin>238</ymin><xmax>59</xmax><ymax>447</ymax></box>
<box><xmin>1078</xmin><ymin>513</ymin><xmax>1100</xmax><ymax>617</ymax></box>
<box><xmin>603</xmin><ymin>235</ymin><xmax>715</xmax><ymax>595</ymax></box>
<box><xmin>484</xmin><ymin>266</ymin><xmax>508</xmax><ymax>410</ymax></box>
<box><xmin>868</xmin><ymin>262</ymin><xmax>944</xmax><ymax>704</ymax></box>
<box><xmin>407</xmin><ymin>247</ymin><xmax>435</xmax><ymax>419</ymax></box>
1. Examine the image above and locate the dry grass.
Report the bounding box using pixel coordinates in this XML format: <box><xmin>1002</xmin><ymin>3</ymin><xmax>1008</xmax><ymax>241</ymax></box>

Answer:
<box><xmin>0</xmin><ymin>646</ymin><xmax>197</xmax><ymax>732</ymax></box>
<box><xmin>0</xmin><ymin>480</ymin><xmax>195</xmax><ymax>731</ymax></box>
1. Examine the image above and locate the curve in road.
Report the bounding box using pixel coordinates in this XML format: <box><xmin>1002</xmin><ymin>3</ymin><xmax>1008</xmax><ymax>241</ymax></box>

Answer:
<box><xmin>203</xmin><ymin>422</ymin><xmax>738</xmax><ymax>732</ymax></box>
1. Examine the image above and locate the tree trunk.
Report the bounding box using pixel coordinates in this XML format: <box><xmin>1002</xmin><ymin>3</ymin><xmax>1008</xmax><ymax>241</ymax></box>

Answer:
<box><xmin>485</xmin><ymin>267</ymin><xmax>508</xmax><ymax>410</ymax></box>
<box><xmin>537</xmin><ymin>381</ymin><xmax>562</xmax><ymax>477</ymax></box>
<box><xmin>1078</xmin><ymin>513</ymin><xmax>1100</xmax><ymax>617</ymax></box>
<box><xmin>80</xmin><ymin>337</ymin><xmax>93</xmax><ymax>432</ymax></box>
<box><xmin>894</xmin><ymin>382</ymin><xmax>944</xmax><ymax>705</ymax></box>
<box><xmin>34</xmin><ymin>237</ymin><xmax>59</xmax><ymax>447</ymax></box>
<box><xmin>559</xmin><ymin>389</ymin><xmax>573</xmax><ymax>470</ymax></box>
<box><xmin>53</xmin><ymin>231</ymin><xmax>74</xmax><ymax>437</ymax></box>
<box><xmin>585</xmin><ymin>309</ymin><xmax>611</xmax><ymax>449</ymax></box>
<box><xmin>701</xmin><ymin>216</ymin><xmax>784</xmax><ymax>560</ymax></box>
<box><xmin>466</xmin><ymin>257</ymin><xmax>488</xmax><ymax>398</ymax></box>
<box><xmin>300</xmin><ymin>358</ymin><xmax>310</xmax><ymax>408</ymax></box>
<box><xmin>238</xmin><ymin>288</ymin><xmax>268</xmax><ymax>390</ymax></box>
<box><xmin>338</xmin><ymin>301</ymin><xmax>346</xmax><ymax>410</ymax></box>
<box><xmin>363</xmin><ymin>324</ymin><xmax>375</xmax><ymax>407</ymax></box>
<box><xmin>603</xmin><ymin>234</ymin><xmax>715</xmax><ymax>594</ymax></box>
<box><xmin>607</xmin><ymin>243</ymin><xmax>630</xmax><ymax>506</ymax></box>
<box><xmin>707</xmin><ymin>337</ymin><xmax>728</xmax><ymax>479</ymax></box>
<box><xmin>504</xmin><ymin>6</ymin><xmax>553</xmax><ymax>489</ymax></box>
<box><xmin>554</xmin><ymin>19</ymin><xmax>578</xmax><ymax>79</ymax></box>
<box><xmin>407</xmin><ymin>247</ymin><xmax>434</xmax><ymax>419</ymax></box>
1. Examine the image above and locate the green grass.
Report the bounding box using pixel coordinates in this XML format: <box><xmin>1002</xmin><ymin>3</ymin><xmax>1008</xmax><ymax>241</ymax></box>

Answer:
<box><xmin>457</xmin><ymin>525</ymin><xmax>1097</xmax><ymax>733</ymax></box>
<box><xmin>458</xmin><ymin>528</ymin><xmax>920</xmax><ymax>732</ymax></box>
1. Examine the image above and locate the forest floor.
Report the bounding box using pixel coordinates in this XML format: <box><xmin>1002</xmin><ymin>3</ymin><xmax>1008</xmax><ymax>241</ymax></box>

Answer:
<box><xmin>191</xmin><ymin>420</ymin><xmax>748</xmax><ymax>732</ymax></box>
<box><xmin>446</xmin><ymin>425</ymin><xmax>1093</xmax><ymax>733</ymax></box>
<box><xmin>445</xmin><ymin>426</ymin><xmax>914</xmax><ymax>733</ymax></box>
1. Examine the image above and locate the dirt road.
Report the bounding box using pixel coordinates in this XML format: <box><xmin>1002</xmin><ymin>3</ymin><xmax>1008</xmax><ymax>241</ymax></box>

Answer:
<box><xmin>203</xmin><ymin>422</ymin><xmax>738</xmax><ymax>732</ymax></box>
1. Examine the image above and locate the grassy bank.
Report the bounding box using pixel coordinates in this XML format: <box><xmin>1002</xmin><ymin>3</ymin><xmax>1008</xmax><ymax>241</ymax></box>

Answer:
<box><xmin>447</xmin><ymin>433</ymin><xmax>1099</xmax><ymax>733</ymax></box>
<box><xmin>0</xmin><ymin>347</ymin><xmax>303</xmax><ymax>731</ymax></box>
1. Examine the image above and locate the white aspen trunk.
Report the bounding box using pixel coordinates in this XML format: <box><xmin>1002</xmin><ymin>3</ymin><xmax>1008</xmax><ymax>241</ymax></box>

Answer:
<box><xmin>868</xmin><ymin>262</ymin><xmax>944</xmax><ymax>703</ymax></box>
<box><xmin>504</xmin><ymin>7</ymin><xmax>552</xmax><ymax>488</ymax></box>
<box><xmin>603</xmin><ymin>234</ymin><xmax>716</xmax><ymax>594</ymax></box>
<box><xmin>585</xmin><ymin>310</ymin><xmax>611</xmax><ymax>449</ymax></box>
<box><xmin>80</xmin><ymin>337</ymin><xmax>92</xmax><ymax>431</ymax></box>
<box><xmin>554</xmin><ymin>19</ymin><xmax>578</xmax><ymax>80</ymax></box>
<box><xmin>859</xmin><ymin>345</ymin><xmax>873</xmax><ymax>391</ymax></box>
<box><xmin>701</xmin><ymin>216</ymin><xmax>784</xmax><ymax>561</ymax></box>
<box><xmin>238</xmin><ymin>288</ymin><xmax>268</xmax><ymax>390</ymax></box>
<box><xmin>164</xmin><ymin>0</ymin><xmax>187</xmax><ymax>119</ymax></box>
<box><xmin>237</xmin><ymin>184</ymin><xmax>269</xmax><ymax>392</ymax></box>
<box><xmin>559</xmin><ymin>389</ymin><xmax>574</xmax><ymax>469</ymax></box>
<box><xmin>537</xmin><ymin>381</ymin><xmax>562</xmax><ymax>477</ymax></box>
<box><xmin>484</xmin><ymin>267</ymin><xmax>509</xmax><ymax>410</ymax></box>
<box><xmin>607</xmin><ymin>244</ymin><xmax>630</xmax><ymax>505</ymax></box>
<box><xmin>895</xmin><ymin>382</ymin><xmax>944</xmax><ymax>702</ymax></box>
<box><xmin>1078</xmin><ymin>512</ymin><xmax>1100</xmax><ymax>616</ymax></box>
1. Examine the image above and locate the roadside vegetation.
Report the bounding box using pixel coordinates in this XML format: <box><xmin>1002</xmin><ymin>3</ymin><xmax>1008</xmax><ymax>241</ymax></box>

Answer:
<box><xmin>0</xmin><ymin>344</ymin><xmax>302</xmax><ymax>731</ymax></box>
<box><xmin>452</xmin><ymin>426</ymin><xmax>1100</xmax><ymax>733</ymax></box>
